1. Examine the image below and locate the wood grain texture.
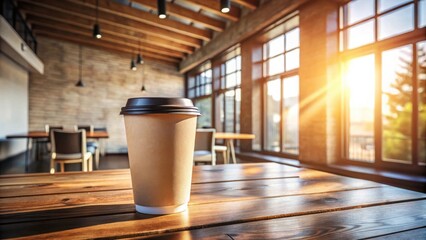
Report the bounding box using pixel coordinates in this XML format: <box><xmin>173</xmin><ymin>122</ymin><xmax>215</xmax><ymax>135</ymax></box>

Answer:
<box><xmin>1</xmin><ymin>187</ymin><xmax>424</xmax><ymax>239</ymax></box>
<box><xmin>137</xmin><ymin>201</ymin><xmax>426</xmax><ymax>240</ymax></box>
<box><xmin>1</xmin><ymin>163</ymin><xmax>425</xmax><ymax>239</ymax></box>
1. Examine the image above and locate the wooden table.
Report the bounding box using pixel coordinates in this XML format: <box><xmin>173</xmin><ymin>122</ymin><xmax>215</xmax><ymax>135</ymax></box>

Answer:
<box><xmin>215</xmin><ymin>132</ymin><xmax>255</xmax><ymax>164</ymax></box>
<box><xmin>6</xmin><ymin>131</ymin><xmax>109</xmax><ymax>172</ymax></box>
<box><xmin>1</xmin><ymin>162</ymin><xmax>425</xmax><ymax>239</ymax></box>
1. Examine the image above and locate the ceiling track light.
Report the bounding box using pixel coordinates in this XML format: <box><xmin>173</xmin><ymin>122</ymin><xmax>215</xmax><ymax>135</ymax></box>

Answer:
<box><xmin>93</xmin><ymin>0</ymin><xmax>102</xmax><ymax>38</ymax></box>
<box><xmin>76</xmin><ymin>45</ymin><xmax>85</xmax><ymax>87</ymax></box>
<box><xmin>221</xmin><ymin>0</ymin><xmax>230</xmax><ymax>13</ymax></box>
<box><xmin>158</xmin><ymin>0</ymin><xmax>166</xmax><ymax>19</ymax></box>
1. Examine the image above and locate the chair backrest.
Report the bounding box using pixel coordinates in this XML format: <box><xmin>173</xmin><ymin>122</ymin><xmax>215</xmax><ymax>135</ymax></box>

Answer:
<box><xmin>195</xmin><ymin>129</ymin><xmax>215</xmax><ymax>152</ymax></box>
<box><xmin>51</xmin><ymin>130</ymin><xmax>86</xmax><ymax>155</ymax></box>
<box><xmin>46</xmin><ymin>125</ymin><xmax>64</xmax><ymax>143</ymax></box>
<box><xmin>75</xmin><ymin>125</ymin><xmax>94</xmax><ymax>133</ymax></box>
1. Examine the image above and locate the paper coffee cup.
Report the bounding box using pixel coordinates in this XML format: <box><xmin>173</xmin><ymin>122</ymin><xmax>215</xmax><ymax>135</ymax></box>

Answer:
<box><xmin>120</xmin><ymin>97</ymin><xmax>200</xmax><ymax>215</ymax></box>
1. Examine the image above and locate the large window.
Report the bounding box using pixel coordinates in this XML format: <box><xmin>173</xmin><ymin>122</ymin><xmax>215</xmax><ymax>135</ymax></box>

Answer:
<box><xmin>186</xmin><ymin>49</ymin><xmax>241</xmax><ymax>133</ymax></box>
<box><xmin>188</xmin><ymin>69</ymin><xmax>213</xmax><ymax>128</ymax></box>
<box><xmin>217</xmin><ymin>55</ymin><xmax>241</xmax><ymax>133</ymax></box>
<box><xmin>263</xmin><ymin>23</ymin><xmax>300</xmax><ymax>155</ymax></box>
<box><xmin>341</xmin><ymin>0</ymin><xmax>426</xmax><ymax>167</ymax></box>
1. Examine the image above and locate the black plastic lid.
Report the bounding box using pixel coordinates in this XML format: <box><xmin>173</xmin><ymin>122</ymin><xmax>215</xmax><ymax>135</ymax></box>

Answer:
<box><xmin>120</xmin><ymin>97</ymin><xmax>200</xmax><ymax>115</ymax></box>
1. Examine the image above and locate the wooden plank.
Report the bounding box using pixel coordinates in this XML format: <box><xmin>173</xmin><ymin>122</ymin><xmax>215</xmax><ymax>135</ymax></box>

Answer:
<box><xmin>24</xmin><ymin>13</ymin><xmax>194</xmax><ymax>54</ymax></box>
<box><xmin>33</xmin><ymin>24</ymin><xmax>183</xmax><ymax>59</ymax></box>
<box><xmin>0</xmin><ymin>171</ymin><xmax>382</xmax><ymax>221</ymax></box>
<box><xmin>33</xmin><ymin>30</ymin><xmax>180</xmax><ymax>63</ymax></box>
<box><xmin>18</xmin><ymin>1</ymin><xmax>202</xmax><ymax>48</ymax></box>
<box><xmin>31</xmin><ymin>23</ymin><xmax>185</xmax><ymax>59</ymax></box>
<box><xmin>132</xmin><ymin>0</ymin><xmax>226</xmax><ymax>32</ymax></box>
<box><xmin>136</xmin><ymin>201</ymin><xmax>426</xmax><ymax>239</ymax></box>
<box><xmin>27</xmin><ymin>15</ymin><xmax>189</xmax><ymax>57</ymax></box>
<box><xmin>69</xmin><ymin>0</ymin><xmax>212</xmax><ymax>41</ymax></box>
<box><xmin>0</xmin><ymin>164</ymin><xmax>303</xmax><ymax>197</ymax></box>
<box><xmin>0</xmin><ymin>187</ymin><xmax>424</xmax><ymax>239</ymax></box>
<box><xmin>367</xmin><ymin>227</ymin><xmax>426</xmax><ymax>240</ymax></box>
<box><xmin>233</xmin><ymin>0</ymin><xmax>258</xmax><ymax>10</ymax></box>
<box><xmin>183</xmin><ymin>0</ymin><xmax>241</xmax><ymax>22</ymax></box>
<box><xmin>0</xmin><ymin>163</ymin><xmax>289</xmax><ymax>186</ymax></box>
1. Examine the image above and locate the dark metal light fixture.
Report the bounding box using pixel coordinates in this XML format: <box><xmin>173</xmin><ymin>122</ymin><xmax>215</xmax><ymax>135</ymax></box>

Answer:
<box><xmin>221</xmin><ymin>0</ymin><xmax>230</xmax><ymax>13</ymax></box>
<box><xmin>136</xmin><ymin>53</ymin><xmax>144</xmax><ymax>64</ymax></box>
<box><xmin>158</xmin><ymin>0</ymin><xmax>166</xmax><ymax>19</ymax></box>
<box><xmin>93</xmin><ymin>0</ymin><xmax>102</xmax><ymax>39</ymax></box>
<box><xmin>136</xmin><ymin>40</ymin><xmax>144</xmax><ymax>64</ymax></box>
<box><xmin>130</xmin><ymin>57</ymin><xmax>137</xmax><ymax>71</ymax></box>
<box><xmin>141</xmin><ymin>85</ymin><xmax>146</xmax><ymax>91</ymax></box>
<box><xmin>76</xmin><ymin>45</ymin><xmax>85</xmax><ymax>87</ymax></box>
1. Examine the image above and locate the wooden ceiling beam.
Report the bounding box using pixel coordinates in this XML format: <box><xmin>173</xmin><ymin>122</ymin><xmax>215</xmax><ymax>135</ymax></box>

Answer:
<box><xmin>132</xmin><ymin>0</ymin><xmax>225</xmax><ymax>32</ymax></box>
<box><xmin>26</xmin><ymin>15</ymin><xmax>185</xmax><ymax>58</ymax></box>
<box><xmin>68</xmin><ymin>0</ymin><xmax>212</xmax><ymax>41</ymax></box>
<box><xmin>21</xmin><ymin>8</ymin><xmax>194</xmax><ymax>54</ymax></box>
<box><xmin>18</xmin><ymin>0</ymin><xmax>202</xmax><ymax>48</ymax></box>
<box><xmin>29</xmin><ymin>20</ymin><xmax>185</xmax><ymax>59</ymax></box>
<box><xmin>182</xmin><ymin>0</ymin><xmax>241</xmax><ymax>22</ymax></box>
<box><xmin>232</xmin><ymin>0</ymin><xmax>258</xmax><ymax>10</ymax></box>
<box><xmin>33</xmin><ymin>27</ymin><xmax>180</xmax><ymax>64</ymax></box>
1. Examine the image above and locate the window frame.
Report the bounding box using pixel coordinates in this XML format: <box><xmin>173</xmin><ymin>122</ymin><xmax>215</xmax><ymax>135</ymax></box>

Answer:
<box><xmin>339</xmin><ymin>0</ymin><xmax>426</xmax><ymax>174</ymax></box>
<box><xmin>260</xmin><ymin>24</ymin><xmax>300</xmax><ymax>157</ymax></box>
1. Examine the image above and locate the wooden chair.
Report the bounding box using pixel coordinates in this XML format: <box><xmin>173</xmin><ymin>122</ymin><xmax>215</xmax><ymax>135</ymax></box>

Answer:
<box><xmin>214</xmin><ymin>145</ymin><xmax>228</xmax><ymax>164</ymax></box>
<box><xmin>36</xmin><ymin>125</ymin><xmax>63</xmax><ymax>158</ymax></box>
<box><xmin>194</xmin><ymin>129</ymin><xmax>216</xmax><ymax>165</ymax></box>
<box><xmin>74</xmin><ymin>125</ymin><xmax>100</xmax><ymax>169</ymax></box>
<box><xmin>201</xmin><ymin>127</ymin><xmax>228</xmax><ymax>164</ymax></box>
<box><xmin>50</xmin><ymin>129</ymin><xmax>93</xmax><ymax>174</ymax></box>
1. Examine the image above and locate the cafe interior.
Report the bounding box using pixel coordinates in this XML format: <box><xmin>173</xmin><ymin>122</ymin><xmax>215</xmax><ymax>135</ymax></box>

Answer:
<box><xmin>1</xmin><ymin>0</ymin><xmax>425</xmax><ymax>238</ymax></box>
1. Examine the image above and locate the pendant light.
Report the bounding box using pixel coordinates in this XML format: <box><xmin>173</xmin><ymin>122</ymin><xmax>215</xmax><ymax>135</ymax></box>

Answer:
<box><xmin>158</xmin><ymin>0</ymin><xmax>166</xmax><ymax>19</ymax></box>
<box><xmin>221</xmin><ymin>0</ymin><xmax>230</xmax><ymax>13</ymax></box>
<box><xmin>130</xmin><ymin>53</ymin><xmax>137</xmax><ymax>71</ymax></box>
<box><xmin>76</xmin><ymin>45</ymin><xmax>85</xmax><ymax>87</ymax></box>
<box><xmin>140</xmin><ymin>62</ymin><xmax>146</xmax><ymax>91</ymax></box>
<box><xmin>136</xmin><ymin>40</ymin><xmax>144</xmax><ymax>64</ymax></box>
<box><xmin>93</xmin><ymin>0</ymin><xmax>102</xmax><ymax>39</ymax></box>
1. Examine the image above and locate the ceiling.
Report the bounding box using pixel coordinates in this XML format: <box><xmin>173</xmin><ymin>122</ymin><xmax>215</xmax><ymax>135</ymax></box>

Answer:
<box><xmin>16</xmin><ymin>0</ymin><xmax>260</xmax><ymax>67</ymax></box>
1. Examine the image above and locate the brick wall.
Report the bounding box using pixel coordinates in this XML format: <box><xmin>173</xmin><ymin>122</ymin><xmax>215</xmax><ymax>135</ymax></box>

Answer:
<box><xmin>29</xmin><ymin>37</ymin><xmax>185</xmax><ymax>153</ymax></box>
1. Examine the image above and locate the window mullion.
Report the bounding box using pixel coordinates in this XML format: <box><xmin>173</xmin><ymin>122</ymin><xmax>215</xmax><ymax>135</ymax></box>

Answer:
<box><xmin>375</xmin><ymin>50</ymin><xmax>382</xmax><ymax>166</ymax></box>
<box><xmin>412</xmin><ymin>43</ymin><xmax>419</xmax><ymax>166</ymax></box>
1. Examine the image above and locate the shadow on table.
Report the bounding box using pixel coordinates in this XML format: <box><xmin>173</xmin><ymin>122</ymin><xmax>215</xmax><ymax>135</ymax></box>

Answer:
<box><xmin>0</xmin><ymin>204</ymin><xmax>158</xmax><ymax>239</ymax></box>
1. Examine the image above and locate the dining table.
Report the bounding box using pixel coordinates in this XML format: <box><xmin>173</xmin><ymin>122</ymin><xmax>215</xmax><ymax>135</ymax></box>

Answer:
<box><xmin>6</xmin><ymin>131</ymin><xmax>109</xmax><ymax>172</ymax></box>
<box><xmin>1</xmin><ymin>162</ymin><xmax>425</xmax><ymax>239</ymax></box>
<box><xmin>215</xmin><ymin>132</ymin><xmax>255</xmax><ymax>164</ymax></box>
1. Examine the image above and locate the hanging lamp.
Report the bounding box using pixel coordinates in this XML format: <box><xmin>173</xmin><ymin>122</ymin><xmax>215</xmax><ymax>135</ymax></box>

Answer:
<box><xmin>136</xmin><ymin>40</ymin><xmax>144</xmax><ymax>64</ymax></box>
<box><xmin>158</xmin><ymin>0</ymin><xmax>166</xmax><ymax>19</ymax></box>
<box><xmin>76</xmin><ymin>45</ymin><xmax>85</xmax><ymax>87</ymax></box>
<box><xmin>130</xmin><ymin>53</ymin><xmax>137</xmax><ymax>71</ymax></box>
<box><xmin>93</xmin><ymin>0</ymin><xmax>102</xmax><ymax>39</ymax></box>
<box><xmin>140</xmin><ymin>62</ymin><xmax>146</xmax><ymax>91</ymax></box>
<box><xmin>220</xmin><ymin>0</ymin><xmax>230</xmax><ymax>13</ymax></box>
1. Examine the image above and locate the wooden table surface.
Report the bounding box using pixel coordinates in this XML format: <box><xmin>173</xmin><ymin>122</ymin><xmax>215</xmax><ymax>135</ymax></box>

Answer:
<box><xmin>1</xmin><ymin>163</ymin><xmax>425</xmax><ymax>239</ymax></box>
<box><xmin>215</xmin><ymin>132</ymin><xmax>255</xmax><ymax>140</ymax></box>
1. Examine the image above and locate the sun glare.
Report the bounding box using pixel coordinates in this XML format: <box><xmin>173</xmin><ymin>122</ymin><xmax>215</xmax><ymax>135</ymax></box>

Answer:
<box><xmin>343</xmin><ymin>54</ymin><xmax>375</xmax><ymax>110</ymax></box>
